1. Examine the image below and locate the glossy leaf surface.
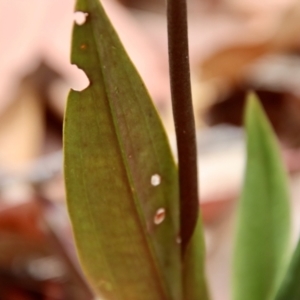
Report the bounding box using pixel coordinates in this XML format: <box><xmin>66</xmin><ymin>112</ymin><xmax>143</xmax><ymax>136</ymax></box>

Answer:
<box><xmin>232</xmin><ymin>94</ymin><xmax>291</xmax><ymax>300</ymax></box>
<box><xmin>64</xmin><ymin>0</ymin><xmax>181</xmax><ymax>299</ymax></box>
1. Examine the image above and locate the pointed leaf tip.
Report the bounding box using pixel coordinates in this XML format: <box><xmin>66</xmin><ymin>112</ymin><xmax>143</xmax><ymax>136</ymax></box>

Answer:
<box><xmin>64</xmin><ymin>0</ymin><xmax>181</xmax><ymax>298</ymax></box>
<box><xmin>232</xmin><ymin>92</ymin><xmax>291</xmax><ymax>300</ymax></box>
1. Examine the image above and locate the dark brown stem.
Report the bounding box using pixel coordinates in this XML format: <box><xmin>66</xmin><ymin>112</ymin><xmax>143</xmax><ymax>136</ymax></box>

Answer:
<box><xmin>166</xmin><ymin>0</ymin><xmax>199</xmax><ymax>254</ymax></box>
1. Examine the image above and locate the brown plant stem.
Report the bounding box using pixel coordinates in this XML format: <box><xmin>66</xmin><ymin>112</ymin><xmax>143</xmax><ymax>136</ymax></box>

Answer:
<box><xmin>166</xmin><ymin>0</ymin><xmax>199</xmax><ymax>254</ymax></box>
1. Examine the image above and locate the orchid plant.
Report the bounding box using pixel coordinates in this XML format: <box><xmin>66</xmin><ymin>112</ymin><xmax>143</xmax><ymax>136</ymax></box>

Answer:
<box><xmin>63</xmin><ymin>0</ymin><xmax>300</xmax><ymax>299</ymax></box>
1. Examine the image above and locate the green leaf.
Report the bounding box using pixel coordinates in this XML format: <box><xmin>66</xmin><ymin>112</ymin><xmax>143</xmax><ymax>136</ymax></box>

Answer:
<box><xmin>63</xmin><ymin>0</ymin><xmax>181</xmax><ymax>299</ymax></box>
<box><xmin>182</xmin><ymin>217</ymin><xmax>210</xmax><ymax>300</ymax></box>
<box><xmin>275</xmin><ymin>237</ymin><xmax>300</xmax><ymax>300</ymax></box>
<box><xmin>232</xmin><ymin>93</ymin><xmax>291</xmax><ymax>300</ymax></box>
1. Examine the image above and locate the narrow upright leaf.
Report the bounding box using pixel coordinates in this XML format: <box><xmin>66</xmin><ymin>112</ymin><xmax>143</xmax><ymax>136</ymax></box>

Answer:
<box><xmin>64</xmin><ymin>0</ymin><xmax>181</xmax><ymax>299</ymax></box>
<box><xmin>275</xmin><ymin>237</ymin><xmax>300</xmax><ymax>300</ymax></box>
<box><xmin>232</xmin><ymin>94</ymin><xmax>291</xmax><ymax>300</ymax></box>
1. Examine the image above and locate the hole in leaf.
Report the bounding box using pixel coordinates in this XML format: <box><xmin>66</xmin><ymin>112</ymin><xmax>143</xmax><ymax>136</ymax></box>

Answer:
<box><xmin>27</xmin><ymin>256</ymin><xmax>65</xmax><ymax>281</ymax></box>
<box><xmin>74</xmin><ymin>11</ymin><xmax>89</xmax><ymax>25</ymax></box>
<box><xmin>151</xmin><ymin>174</ymin><xmax>161</xmax><ymax>186</ymax></box>
<box><xmin>69</xmin><ymin>65</ymin><xmax>90</xmax><ymax>92</ymax></box>
<box><xmin>154</xmin><ymin>208</ymin><xmax>166</xmax><ymax>225</ymax></box>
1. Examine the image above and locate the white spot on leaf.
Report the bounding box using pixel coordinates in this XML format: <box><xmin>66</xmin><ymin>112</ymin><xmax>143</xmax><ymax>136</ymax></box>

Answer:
<box><xmin>151</xmin><ymin>174</ymin><xmax>161</xmax><ymax>186</ymax></box>
<box><xmin>74</xmin><ymin>11</ymin><xmax>89</xmax><ymax>25</ymax></box>
<box><xmin>154</xmin><ymin>208</ymin><xmax>166</xmax><ymax>225</ymax></box>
